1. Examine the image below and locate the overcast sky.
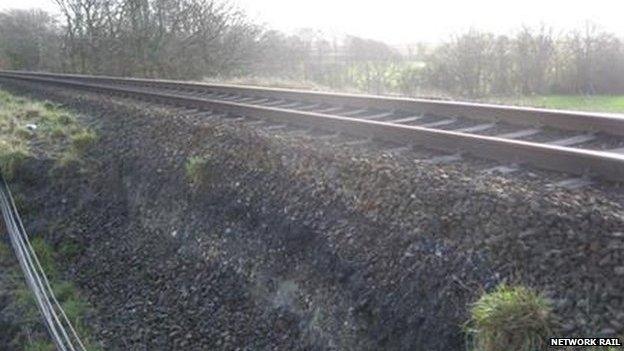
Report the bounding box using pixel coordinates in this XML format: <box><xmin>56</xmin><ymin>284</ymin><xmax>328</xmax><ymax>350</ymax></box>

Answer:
<box><xmin>3</xmin><ymin>0</ymin><xmax>624</xmax><ymax>44</ymax></box>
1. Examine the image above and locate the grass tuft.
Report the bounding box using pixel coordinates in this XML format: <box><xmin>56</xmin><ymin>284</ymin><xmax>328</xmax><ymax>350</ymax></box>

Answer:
<box><xmin>185</xmin><ymin>155</ymin><xmax>214</xmax><ymax>185</ymax></box>
<box><xmin>70</xmin><ymin>130</ymin><xmax>97</xmax><ymax>156</ymax></box>
<box><xmin>58</xmin><ymin>239</ymin><xmax>82</xmax><ymax>259</ymax></box>
<box><xmin>466</xmin><ymin>285</ymin><xmax>553</xmax><ymax>351</ymax></box>
<box><xmin>24</xmin><ymin>108</ymin><xmax>41</xmax><ymax>118</ymax></box>
<box><xmin>30</xmin><ymin>237</ymin><xmax>59</xmax><ymax>280</ymax></box>
<box><xmin>57</xmin><ymin>114</ymin><xmax>75</xmax><ymax>125</ymax></box>
<box><xmin>0</xmin><ymin>141</ymin><xmax>30</xmax><ymax>180</ymax></box>
<box><xmin>43</xmin><ymin>101</ymin><xmax>56</xmax><ymax>111</ymax></box>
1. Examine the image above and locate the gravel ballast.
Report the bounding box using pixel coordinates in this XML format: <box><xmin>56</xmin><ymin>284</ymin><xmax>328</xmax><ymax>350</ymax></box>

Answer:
<box><xmin>1</xmin><ymin>78</ymin><xmax>624</xmax><ymax>350</ymax></box>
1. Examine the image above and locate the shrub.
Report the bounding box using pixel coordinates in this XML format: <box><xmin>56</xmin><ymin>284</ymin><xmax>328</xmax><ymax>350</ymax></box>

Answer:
<box><xmin>466</xmin><ymin>285</ymin><xmax>553</xmax><ymax>351</ymax></box>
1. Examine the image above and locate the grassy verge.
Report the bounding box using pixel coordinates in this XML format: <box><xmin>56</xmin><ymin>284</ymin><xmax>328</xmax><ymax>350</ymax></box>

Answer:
<box><xmin>0</xmin><ymin>88</ymin><xmax>100</xmax><ymax>349</ymax></box>
<box><xmin>201</xmin><ymin>77</ymin><xmax>624</xmax><ymax>114</ymax></box>
<box><xmin>0</xmin><ymin>89</ymin><xmax>96</xmax><ymax>179</ymax></box>
<box><xmin>202</xmin><ymin>76</ymin><xmax>332</xmax><ymax>91</ymax></box>
<box><xmin>482</xmin><ymin>95</ymin><xmax>624</xmax><ymax>114</ymax></box>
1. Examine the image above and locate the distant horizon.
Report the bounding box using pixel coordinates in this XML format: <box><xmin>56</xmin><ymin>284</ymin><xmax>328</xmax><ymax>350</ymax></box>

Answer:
<box><xmin>2</xmin><ymin>0</ymin><xmax>623</xmax><ymax>45</ymax></box>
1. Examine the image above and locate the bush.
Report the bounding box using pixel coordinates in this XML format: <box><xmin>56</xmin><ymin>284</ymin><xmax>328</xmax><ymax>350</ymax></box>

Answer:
<box><xmin>466</xmin><ymin>285</ymin><xmax>553</xmax><ymax>351</ymax></box>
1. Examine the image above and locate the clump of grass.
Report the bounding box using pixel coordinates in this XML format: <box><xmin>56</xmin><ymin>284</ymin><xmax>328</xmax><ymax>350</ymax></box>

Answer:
<box><xmin>466</xmin><ymin>285</ymin><xmax>553</xmax><ymax>351</ymax></box>
<box><xmin>43</xmin><ymin>101</ymin><xmax>56</xmax><ymax>111</ymax></box>
<box><xmin>185</xmin><ymin>155</ymin><xmax>214</xmax><ymax>185</ymax></box>
<box><xmin>57</xmin><ymin>113</ymin><xmax>75</xmax><ymax>125</ymax></box>
<box><xmin>54</xmin><ymin>151</ymin><xmax>81</xmax><ymax>170</ymax></box>
<box><xmin>15</xmin><ymin>126</ymin><xmax>35</xmax><ymax>140</ymax></box>
<box><xmin>24</xmin><ymin>108</ymin><xmax>41</xmax><ymax>119</ymax></box>
<box><xmin>30</xmin><ymin>237</ymin><xmax>59</xmax><ymax>279</ymax></box>
<box><xmin>0</xmin><ymin>141</ymin><xmax>30</xmax><ymax>180</ymax></box>
<box><xmin>12</xmin><ymin>191</ymin><xmax>31</xmax><ymax>215</ymax></box>
<box><xmin>70</xmin><ymin>130</ymin><xmax>97</xmax><ymax>156</ymax></box>
<box><xmin>50</xmin><ymin>125</ymin><xmax>67</xmax><ymax>139</ymax></box>
<box><xmin>58</xmin><ymin>239</ymin><xmax>82</xmax><ymax>260</ymax></box>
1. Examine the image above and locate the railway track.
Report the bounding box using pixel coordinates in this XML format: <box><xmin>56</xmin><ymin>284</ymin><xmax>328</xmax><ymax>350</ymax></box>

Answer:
<box><xmin>2</xmin><ymin>70</ymin><xmax>624</xmax><ymax>183</ymax></box>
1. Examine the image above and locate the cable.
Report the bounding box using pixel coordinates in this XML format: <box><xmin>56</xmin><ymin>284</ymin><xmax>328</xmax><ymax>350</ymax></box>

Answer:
<box><xmin>0</xmin><ymin>173</ymin><xmax>86</xmax><ymax>351</ymax></box>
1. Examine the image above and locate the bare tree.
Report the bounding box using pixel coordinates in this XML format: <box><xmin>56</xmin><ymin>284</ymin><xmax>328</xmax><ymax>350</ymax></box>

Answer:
<box><xmin>51</xmin><ymin>0</ymin><xmax>262</xmax><ymax>78</ymax></box>
<box><xmin>0</xmin><ymin>9</ymin><xmax>61</xmax><ymax>71</ymax></box>
<box><xmin>513</xmin><ymin>26</ymin><xmax>554</xmax><ymax>95</ymax></box>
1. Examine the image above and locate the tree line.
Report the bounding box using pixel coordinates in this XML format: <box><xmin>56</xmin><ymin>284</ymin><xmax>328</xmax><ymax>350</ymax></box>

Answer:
<box><xmin>1</xmin><ymin>2</ymin><xmax>624</xmax><ymax>98</ymax></box>
<box><xmin>0</xmin><ymin>0</ymin><xmax>263</xmax><ymax>79</ymax></box>
<box><xmin>424</xmin><ymin>25</ymin><xmax>624</xmax><ymax>97</ymax></box>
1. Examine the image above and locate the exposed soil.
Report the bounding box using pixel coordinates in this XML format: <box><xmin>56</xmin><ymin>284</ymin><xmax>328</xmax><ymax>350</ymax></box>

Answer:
<box><xmin>2</xmin><ymin>77</ymin><xmax>624</xmax><ymax>350</ymax></box>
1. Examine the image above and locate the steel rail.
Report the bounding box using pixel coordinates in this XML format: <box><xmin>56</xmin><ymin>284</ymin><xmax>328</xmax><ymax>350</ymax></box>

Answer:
<box><xmin>2</xmin><ymin>72</ymin><xmax>624</xmax><ymax>182</ymax></box>
<box><xmin>6</xmin><ymin>70</ymin><xmax>624</xmax><ymax>136</ymax></box>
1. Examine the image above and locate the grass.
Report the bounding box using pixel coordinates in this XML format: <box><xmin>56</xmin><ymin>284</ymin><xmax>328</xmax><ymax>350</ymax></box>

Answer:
<box><xmin>202</xmin><ymin>76</ymin><xmax>331</xmax><ymax>91</ymax></box>
<box><xmin>24</xmin><ymin>340</ymin><xmax>55</xmax><ymax>351</ymax></box>
<box><xmin>203</xmin><ymin>75</ymin><xmax>624</xmax><ymax>114</ymax></box>
<box><xmin>0</xmin><ymin>141</ymin><xmax>30</xmax><ymax>179</ymax></box>
<box><xmin>484</xmin><ymin>95</ymin><xmax>624</xmax><ymax>114</ymax></box>
<box><xmin>0</xmin><ymin>89</ymin><xmax>99</xmax><ymax>348</ymax></box>
<box><xmin>185</xmin><ymin>155</ymin><xmax>213</xmax><ymax>185</ymax></box>
<box><xmin>1</xmin><ymin>239</ymin><xmax>102</xmax><ymax>350</ymax></box>
<box><xmin>0</xmin><ymin>89</ymin><xmax>95</xmax><ymax>179</ymax></box>
<box><xmin>70</xmin><ymin>130</ymin><xmax>97</xmax><ymax>156</ymax></box>
<box><xmin>466</xmin><ymin>285</ymin><xmax>553</xmax><ymax>351</ymax></box>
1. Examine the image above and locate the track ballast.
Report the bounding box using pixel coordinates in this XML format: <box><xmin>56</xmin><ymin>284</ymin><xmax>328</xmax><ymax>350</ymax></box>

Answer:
<box><xmin>2</xmin><ymin>70</ymin><xmax>624</xmax><ymax>183</ymax></box>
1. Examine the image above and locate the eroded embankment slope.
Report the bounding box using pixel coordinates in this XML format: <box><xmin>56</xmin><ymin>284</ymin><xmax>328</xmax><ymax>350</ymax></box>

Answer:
<box><xmin>2</xmin><ymin>78</ymin><xmax>624</xmax><ymax>350</ymax></box>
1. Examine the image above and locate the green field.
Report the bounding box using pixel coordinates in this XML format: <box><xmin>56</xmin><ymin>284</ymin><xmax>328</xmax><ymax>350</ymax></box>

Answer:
<box><xmin>485</xmin><ymin>95</ymin><xmax>624</xmax><ymax>114</ymax></box>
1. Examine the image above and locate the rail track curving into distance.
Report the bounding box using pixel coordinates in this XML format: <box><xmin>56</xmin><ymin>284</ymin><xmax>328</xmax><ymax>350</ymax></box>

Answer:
<box><xmin>2</xmin><ymin>70</ymin><xmax>624</xmax><ymax>183</ymax></box>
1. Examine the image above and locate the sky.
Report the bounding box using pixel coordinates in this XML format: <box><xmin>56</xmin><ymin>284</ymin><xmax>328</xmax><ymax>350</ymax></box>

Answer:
<box><xmin>2</xmin><ymin>0</ymin><xmax>624</xmax><ymax>45</ymax></box>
